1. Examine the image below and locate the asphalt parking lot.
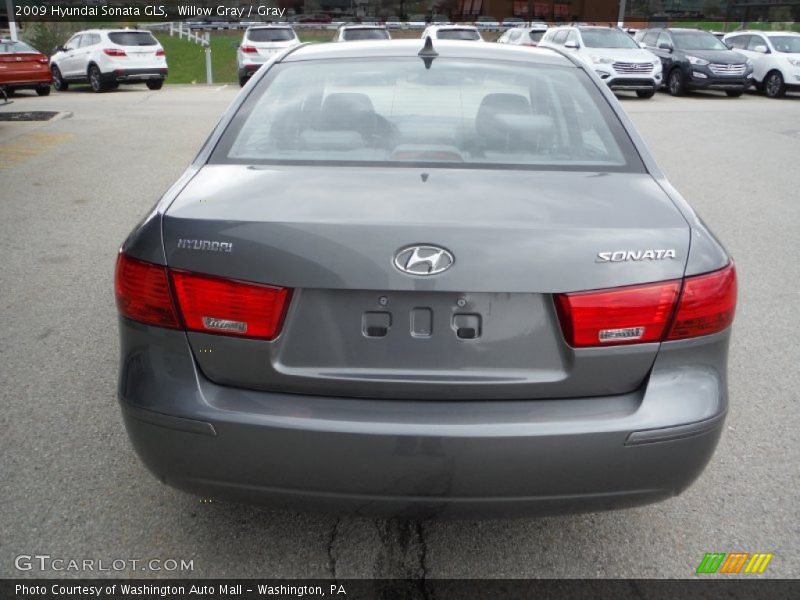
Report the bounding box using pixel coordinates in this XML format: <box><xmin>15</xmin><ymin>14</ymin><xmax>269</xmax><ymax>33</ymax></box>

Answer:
<box><xmin>1</xmin><ymin>84</ymin><xmax>798</xmax><ymax>579</ymax></box>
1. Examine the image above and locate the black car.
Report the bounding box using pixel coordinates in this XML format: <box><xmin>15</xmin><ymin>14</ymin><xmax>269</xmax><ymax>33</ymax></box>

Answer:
<box><xmin>638</xmin><ymin>28</ymin><xmax>753</xmax><ymax>96</ymax></box>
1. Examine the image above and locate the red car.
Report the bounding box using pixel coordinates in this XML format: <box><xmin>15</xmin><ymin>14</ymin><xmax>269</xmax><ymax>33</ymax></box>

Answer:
<box><xmin>0</xmin><ymin>39</ymin><xmax>51</xmax><ymax>96</ymax></box>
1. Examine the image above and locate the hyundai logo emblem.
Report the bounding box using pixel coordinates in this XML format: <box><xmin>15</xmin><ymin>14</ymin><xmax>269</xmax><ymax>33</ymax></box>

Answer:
<box><xmin>394</xmin><ymin>245</ymin><xmax>454</xmax><ymax>276</ymax></box>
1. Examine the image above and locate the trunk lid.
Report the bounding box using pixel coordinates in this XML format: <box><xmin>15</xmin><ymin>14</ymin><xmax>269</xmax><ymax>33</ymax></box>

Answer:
<box><xmin>0</xmin><ymin>52</ymin><xmax>47</xmax><ymax>81</ymax></box>
<box><xmin>163</xmin><ymin>165</ymin><xmax>690</xmax><ymax>399</ymax></box>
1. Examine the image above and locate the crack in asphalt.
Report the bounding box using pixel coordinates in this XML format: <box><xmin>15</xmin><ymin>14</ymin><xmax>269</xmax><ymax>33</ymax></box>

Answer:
<box><xmin>415</xmin><ymin>520</ymin><xmax>431</xmax><ymax>600</ymax></box>
<box><xmin>371</xmin><ymin>519</ymin><xmax>430</xmax><ymax>599</ymax></box>
<box><xmin>327</xmin><ymin>517</ymin><xmax>341</xmax><ymax>579</ymax></box>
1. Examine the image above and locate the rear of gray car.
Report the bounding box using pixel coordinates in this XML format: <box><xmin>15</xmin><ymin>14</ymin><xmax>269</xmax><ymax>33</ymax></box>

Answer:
<box><xmin>115</xmin><ymin>41</ymin><xmax>736</xmax><ymax>517</ymax></box>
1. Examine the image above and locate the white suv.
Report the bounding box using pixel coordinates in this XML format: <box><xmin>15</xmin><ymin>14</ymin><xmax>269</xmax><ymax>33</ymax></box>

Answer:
<box><xmin>540</xmin><ymin>26</ymin><xmax>662</xmax><ymax>98</ymax></box>
<box><xmin>333</xmin><ymin>25</ymin><xmax>391</xmax><ymax>43</ymax></box>
<box><xmin>50</xmin><ymin>29</ymin><xmax>167</xmax><ymax>93</ymax></box>
<box><xmin>237</xmin><ymin>26</ymin><xmax>300</xmax><ymax>87</ymax></box>
<box><xmin>421</xmin><ymin>25</ymin><xmax>483</xmax><ymax>42</ymax></box>
<box><xmin>723</xmin><ymin>31</ymin><xmax>800</xmax><ymax>98</ymax></box>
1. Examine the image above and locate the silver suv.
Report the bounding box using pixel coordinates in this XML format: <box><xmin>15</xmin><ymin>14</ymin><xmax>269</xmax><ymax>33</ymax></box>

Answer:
<box><xmin>540</xmin><ymin>26</ymin><xmax>662</xmax><ymax>97</ymax></box>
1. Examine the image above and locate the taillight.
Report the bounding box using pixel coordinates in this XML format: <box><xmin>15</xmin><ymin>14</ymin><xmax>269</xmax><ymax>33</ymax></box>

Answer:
<box><xmin>103</xmin><ymin>48</ymin><xmax>127</xmax><ymax>57</ymax></box>
<box><xmin>667</xmin><ymin>263</ymin><xmax>736</xmax><ymax>340</ymax></box>
<box><xmin>115</xmin><ymin>253</ymin><xmax>292</xmax><ymax>340</ymax></box>
<box><xmin>156</xmin><ymin>49</ymin><xmax>165</xmax><ymax>57</ymax></box>
<box><xmin>240</xmin><ymin>45</ymin><xmax>258</xmax><ymax>54</ymax></box>
<box><xmin>115</xmin><ymin>254</ymin><xmax>179</xmax><ymax>329</ymax></box>
<box><xmin>555</xmin><ymin>262</ymin><xmax>736</xmax><ymax>348</ymax></box>
<box><xmin>170</xmin><ymin>270</ymin><xmax>291</xmax><ymax>340</ymax></box>
<box><xmin>555</xmin><ymin>280</ymin><xmax>681</xmax><ymax>347</ymax></box>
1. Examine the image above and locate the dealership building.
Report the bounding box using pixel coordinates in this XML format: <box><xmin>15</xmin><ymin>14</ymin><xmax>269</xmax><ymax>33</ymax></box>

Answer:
<box><xmin>288</xmin><ymin>0</ymin><xmax>800</xmax><ymax>22</ymax></box>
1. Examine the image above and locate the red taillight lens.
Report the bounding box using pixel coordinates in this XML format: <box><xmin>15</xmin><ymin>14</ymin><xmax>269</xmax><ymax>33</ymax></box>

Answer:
<box><xmin>103</xmin><ymin>48</ymin><xmax>127</xmax><ymax>57</ymax></box>
<box><xmin>555</xmin><ymin>263</ymin><xmax>737</xmax><ymax>347</ymax></box>
<box><xmin>667</xmin><ymin>263</ymin><xmax>736</xmax><ymax>340</ymax></box>
<box><xmin>170</xmin><ymin>270</ymin><xmax>291</xmax><ymax>340</ymax></box>
<box><xmin>115</xmin><ymin>254</ymin><xmax>292</xmax><ymax>339</ymax></box>
<box><xmin>156</xmin><ymin>49</ymin><xmax>165</xmax><ymax>57</ymax></box>
<box><xmin>240</xmin><ymin>45</ymin><xmax>258</xmax><ymax>54</ymax></box>
<box><xmin>555</xmin><ymin>280</ymin><xmax>681</xmax><ymax>347</ymax></box>
<box><xmin>115</xmin><ymin>254</ymin><xmax>180</xmax><ymax>329</ymax></box>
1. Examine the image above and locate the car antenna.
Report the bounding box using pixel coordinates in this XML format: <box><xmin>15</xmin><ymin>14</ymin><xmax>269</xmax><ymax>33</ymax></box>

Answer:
<box><xmin>418</xmin><ymin>37</ymin><xmax>438</xmax><ymax>69</ymax></box>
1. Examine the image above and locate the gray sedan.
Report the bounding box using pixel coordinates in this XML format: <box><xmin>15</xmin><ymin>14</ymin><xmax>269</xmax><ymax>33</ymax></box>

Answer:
<box><xmin>115</xmin><ymin>40</ymin><xmax>736</xmax><ymax>517</ymax></box>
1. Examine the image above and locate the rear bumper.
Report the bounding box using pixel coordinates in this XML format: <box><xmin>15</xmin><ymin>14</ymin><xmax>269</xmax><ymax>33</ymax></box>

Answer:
<box><xmin>102</xmin><ymin>68</ymin><xmax>167</xmax><ymax>83</ymax></box>
<box><xmin>118</xmin><ymin>319</ymin><xmax>729</xmax><ymax>518</ymax></box>
<box><xmin>0</xmin><ymin>74</ymin><xmax>52</xmax><ymax>88</ymax></box>
<box><xmin>239</xmin><ymin>64</ymin><xmax>264</xmax><ymax>78</ymax></box>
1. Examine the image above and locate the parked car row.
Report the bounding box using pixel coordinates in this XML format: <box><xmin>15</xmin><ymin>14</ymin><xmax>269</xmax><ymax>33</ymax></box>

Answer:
<box><xmin>0</xmin><ymin>29</ymin><xmax>168</xmax><ymax>96</ymax></box>
<box><xmin>182</xmin><ymin>16</ymin><xmax>547</xmax><ymax>31</ymax></box>
<box><xmin>3</xmin><ymin>25</ymin><xmax>798</xmax><ymax>99</ymax></box>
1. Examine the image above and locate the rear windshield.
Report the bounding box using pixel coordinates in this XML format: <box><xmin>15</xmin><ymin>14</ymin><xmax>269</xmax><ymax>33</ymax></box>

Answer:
<box><xmin>672</xmin><ymin>31</ymin><xmax>727</xmax><ymax>51</ymax></box>
<box><xmin>529</xmin><ymin>31</ymin><xmax>545</xmax><ymax>43</ymax></box>
<box><xmin>211</xmin><ymin>58</ymin><xmax>643</xmax><ymax>172</ymax></box>
<box><xmin>580</xmin><ymin>28</ymin><xmax>638</xmax><ymax>49</ymax></box>
<box><xmin>0</xmin><ymin>41</ymin><xmax>38</xmax><ymax>53</ymax></box>
<box><xmin>248</xmin><ymin>28</ymin><xmax>295</xmax><ymax>42</ymax></box>
<box><xmin>343</xmin><ymin>29</ymin><xmax>390</xmax><ymax>41</ymax></box>
<box><xmin>108</xmin><ymin>32</ymin><xmax>158</xmax><ymax>46</ymax></box>
<box><xmin>437</xmin><ymin>29</ymin><xmax>481</xmax><ymax>41</ymax></box>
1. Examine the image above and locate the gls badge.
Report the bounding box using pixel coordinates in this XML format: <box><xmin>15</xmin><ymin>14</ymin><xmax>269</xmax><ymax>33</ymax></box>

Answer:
<box><xmin>596</xmin><ymin>249</ymin><xmax>677</xmax><ymax>263</ymax></box>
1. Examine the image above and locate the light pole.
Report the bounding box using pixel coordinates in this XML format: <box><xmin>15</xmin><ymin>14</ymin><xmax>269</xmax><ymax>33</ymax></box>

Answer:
<box><xmin>6</xmin><ymin>0</ymin><xmax>19</xmax><ymax>42</ymax></box>
<box><xmin>617</xmin><ymin>0</ymin><xmax>627</xmax><ymax>27</ymax></box>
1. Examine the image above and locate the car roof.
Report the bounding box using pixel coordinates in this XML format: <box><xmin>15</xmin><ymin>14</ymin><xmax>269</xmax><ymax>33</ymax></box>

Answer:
<box><xmin>725</xmin><ymin>30</ymin><xmax>798</xmax><ymax>36</ymax></box>
<box><xmin>340</xmin><ymin>24</ymin><xmax>387</xmax><ymax>29</ymax></box>
<box><xmin>76</xmin><ymin>29</ymin><xmax>150</xmax><ymax>33</ymax></box>
<box><xmin>427</xmin><ymin>25</ymin><xmax>479</xmax><ymax>31</ymax></box>
<box><xmin>281</xmin><ymin>40</ymin><xmax>575</xmax><ymax>66</ymax></box>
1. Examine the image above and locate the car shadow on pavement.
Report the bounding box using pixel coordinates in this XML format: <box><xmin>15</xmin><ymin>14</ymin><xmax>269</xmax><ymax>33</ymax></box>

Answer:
<box><xmin>165</xmin><ymin>491</ymin><xmax>667</xmax><ymax>578</ymax></box>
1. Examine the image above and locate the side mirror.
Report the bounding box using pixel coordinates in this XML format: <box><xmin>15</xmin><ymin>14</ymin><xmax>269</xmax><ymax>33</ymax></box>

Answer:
<box><xmin>564</xmin><ymin>40</ymin><xmax>579</xmax><ymax>49</ymax></box>
<box><xmin>658</xmin><ymin>42</ymin><xmax>673</xmax><ymax>52</ymax></box>
<box><xmin>53</xmin><ymin>45</ymin><xmax>65</xmax><ymax>53</ymax></box>
<box><xmin>753</xmin><ymin>44</ymin><xmax>769</xmax><ymax>53</ymax></box>
<box><xmin>639</xmin><ymin>42</ymin><xmax>647</xmax><ymax>49</ymax></box>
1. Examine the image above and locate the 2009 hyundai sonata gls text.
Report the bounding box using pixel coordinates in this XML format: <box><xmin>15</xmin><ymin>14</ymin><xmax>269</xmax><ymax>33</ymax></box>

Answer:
<box><xmin>115</xmin><ymin>40</ymin><xmax>736</xmax><ymax>517</ymax></box>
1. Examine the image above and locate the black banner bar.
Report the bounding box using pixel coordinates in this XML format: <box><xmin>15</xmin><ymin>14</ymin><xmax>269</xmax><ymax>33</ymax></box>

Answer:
<box><xmin>3</xmin><ymin>1</ymin><xmax>800</xmax><ymax>24</ymax></box>
<box><xmin>3</xmin><ymin>579</ymin><xmax>800</xmax><ymax>600</ymax></box>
